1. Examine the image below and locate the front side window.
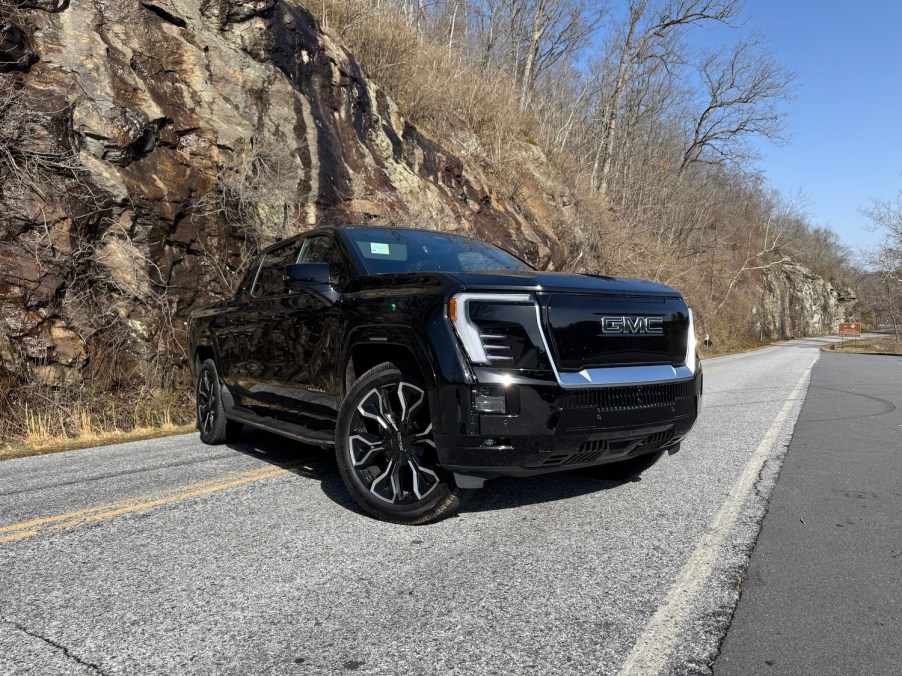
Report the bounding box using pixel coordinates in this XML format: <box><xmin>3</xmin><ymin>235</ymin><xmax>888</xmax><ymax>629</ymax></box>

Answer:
<box><xmin>251</xmin><ymin>241</ymin><xmax>301</xmax><ymax>297</ymax></box>
<box><xmin>298</xmin><ymin>235</ymin><xmax>349</xmax><ymax>284</ymax></box>
<box><xmin>239</xmin><ymin>258</ymin><xmax>263</xmax><ymax>295</ymax></box>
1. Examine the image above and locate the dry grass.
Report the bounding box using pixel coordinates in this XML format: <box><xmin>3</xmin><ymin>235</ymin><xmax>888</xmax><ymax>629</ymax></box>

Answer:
<box><xmin>821</xmin><ymin>337</ymin><xmax>902</xmax><ymax>356</ymax></box>
<box><xmin>698</xmin><ymin>341</ymin><xmax>766</xmax><ymax>360</ymax></box>
<box><xmin>21</xmin><ymin>402</ymin><xmax>178</xmax><ymax>446</ymax></box>
<box><xmin>0</xmin><ymin>381</ymin><xmax>195</xmax><ymax>459</ymax></box>
<box><xmin>300</xmin><ymin>0</ymin><xmax>535</xmax><ymax>168</ymax></box>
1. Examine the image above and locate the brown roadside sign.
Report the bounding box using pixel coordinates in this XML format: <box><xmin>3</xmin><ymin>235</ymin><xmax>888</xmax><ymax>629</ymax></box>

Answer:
<box><xmin>839</xmin><ymin>323</ymin><xmax>862</xmax><ymax>337</ymax></box>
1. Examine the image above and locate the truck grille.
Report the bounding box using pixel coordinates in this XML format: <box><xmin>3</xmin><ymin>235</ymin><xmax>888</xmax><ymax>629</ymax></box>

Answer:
<box><xmin>542</xmin><ymin>293</ymin><xmax>690</xmax><ymax>370</ymax></box>
<box><xmin>626</xmin><ymin>430</ymin><xmax>674</xmax><ymax>455</ymax></box>
<box><xmin>559</xmin><ymin>381</ymin><xmax>694</xmax><ymax>412</ymax></box>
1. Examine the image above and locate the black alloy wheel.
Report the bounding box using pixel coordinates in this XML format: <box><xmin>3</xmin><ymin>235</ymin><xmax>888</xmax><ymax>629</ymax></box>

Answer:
<box><xmin>335</xmin><ymin>362</ymin><xmax>471</xmax><ymax>524</ymax></box>
<box><xmin>195</xmin><ymin>358</ymin><xmax>241</xmax><ymax>445</ymax></box>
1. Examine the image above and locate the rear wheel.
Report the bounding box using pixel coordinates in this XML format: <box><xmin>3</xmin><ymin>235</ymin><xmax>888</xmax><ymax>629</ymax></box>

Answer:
<box><xmin>195</xmin><ymin>359</ymin><xmax>242</xmax><ymax>445</ymax></box>
<box><xmin>335</xmin><ymin>362</ymin><xmax>471</xmax><ymax>524</ymax></box>
<box><xmin>583</xmin><ymin>450</ymin><xmax>665</xmax><ymax>481</ymax></box>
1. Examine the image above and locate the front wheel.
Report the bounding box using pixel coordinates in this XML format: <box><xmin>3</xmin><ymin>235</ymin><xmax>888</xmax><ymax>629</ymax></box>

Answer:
<box><xmin>335</xmin><ymin>362</ymin><xmax>471</xmax><ymax>524</ymax></box>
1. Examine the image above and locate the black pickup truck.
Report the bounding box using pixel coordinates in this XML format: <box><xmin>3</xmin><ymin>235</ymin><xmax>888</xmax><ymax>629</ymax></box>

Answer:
<box><xmin>188</xmin><ymin>226</ymin><xmax>702</xmax><ymax>524</ymax></box>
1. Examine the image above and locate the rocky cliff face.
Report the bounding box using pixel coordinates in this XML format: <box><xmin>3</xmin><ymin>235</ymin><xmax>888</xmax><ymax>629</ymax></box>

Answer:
<box><xmin>754</xmin><ymin>263</ymin><xmax>858</xmax><ymax>340</ymax></box>
<box><xmin>0</xmin><ymin>0</ymin><xmax>563</xmax><ymax>386</ymax></box>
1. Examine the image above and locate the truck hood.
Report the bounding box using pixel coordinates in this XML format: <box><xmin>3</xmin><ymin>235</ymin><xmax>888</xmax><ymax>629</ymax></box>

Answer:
<box><xmin>447</xmin><ymin>270</ymin><xmax>683</xmax><ymax>298</ymax></box>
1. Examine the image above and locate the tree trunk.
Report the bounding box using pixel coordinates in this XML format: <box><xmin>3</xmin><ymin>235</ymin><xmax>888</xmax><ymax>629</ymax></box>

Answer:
<box><xmin>596</xmin><ymin>0</ymin><xmax>647</xmax><ymax>196</ymax></box>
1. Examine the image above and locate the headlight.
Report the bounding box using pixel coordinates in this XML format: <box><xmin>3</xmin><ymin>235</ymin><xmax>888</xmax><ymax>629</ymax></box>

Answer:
<box><xmin>686</xmin><ymin>308</ymin><xmax>698</xmax><ymax>372</ymax></box>
<box><xmin>449</xmin><ymin>293</ymin><xmax>552</xmax><ymax>371</ymax></box>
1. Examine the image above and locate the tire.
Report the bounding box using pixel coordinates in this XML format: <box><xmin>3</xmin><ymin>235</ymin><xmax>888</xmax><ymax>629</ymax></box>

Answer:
<box><xmin>583</xmin><ymin>449</ymin><xmax>665</xmax><ymax>481</ymax></box>
<box><xmin>195</xmin><ymin>359</ymin><xmax>242</xmax><ymax>445</ymax></box>
<box><xmin>335</xmin><ymin>362</ymin><xmax>472</xmax><ymax>525</ymax></box>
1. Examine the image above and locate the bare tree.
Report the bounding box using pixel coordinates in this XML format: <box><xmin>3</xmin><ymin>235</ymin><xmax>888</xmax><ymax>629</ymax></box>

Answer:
<box><xmin>679</xmin><ymin>35</ymin><xmax>793</xmax><ymax>174</ymax></box>
<box><xmin>591</xmin><ymin>0</ymin><xmax>740</xmax><ymax>196</ymax></box>
<box><xmin>710</xmin><ymin>206</ymin><xmax>791</xmax><ymax>317</ymax></box>
<box><xmin>517</xmin><ymin>0</ymin><xmax>606</xmax><ymax>107</ymax></box>
<box><xmin>464</xmin><ymin>0</ymin><xmax>605</xmax><ymax>107</ymax></box>
<box><xmin>863</xmin><ymin>190</ymin><xmax>902</xmax><ymax>338</ymax></box>
<box><xmin>864</xmin><ymin>189</ymin><xmax>902</xmax><ymax>244</ymax></box>
<box><xmin>469</xmin><ymin>0</ymin><xmax>510</xmax><ymax>68</ymax></box>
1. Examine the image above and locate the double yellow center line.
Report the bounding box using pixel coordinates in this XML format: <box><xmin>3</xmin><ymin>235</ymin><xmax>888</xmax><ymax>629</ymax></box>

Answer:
<box><xmin>0</xmin><ymin>464</ymin><xmax>290</xmax><ymax>544</ymax></box>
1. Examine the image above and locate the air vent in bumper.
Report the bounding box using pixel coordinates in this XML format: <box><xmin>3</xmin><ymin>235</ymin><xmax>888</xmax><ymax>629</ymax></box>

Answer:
<box><xmin>558</xmin><ymin>381</ymin><xmax>694</xmax><ymax>411</ymax></box>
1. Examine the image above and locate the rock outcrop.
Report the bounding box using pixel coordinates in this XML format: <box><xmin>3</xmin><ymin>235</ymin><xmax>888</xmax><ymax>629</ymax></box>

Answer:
<box><xmin>754</xmin><ymin>263</ymin><xmax>859</xmax><ymax>340</ymax></box>
<box><xmin>0</xmin><ymin>0</ymin><xmax>563</xmax><ymax>385</ymax></box>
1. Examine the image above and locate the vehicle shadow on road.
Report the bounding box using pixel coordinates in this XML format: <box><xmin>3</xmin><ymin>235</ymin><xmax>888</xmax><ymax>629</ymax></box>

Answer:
<box><xmin>463</xmin><ymin>472</ymin><xmax>624</xmax><ymax>514</ymax></box>
<box><xmin>226</xmin><ymin>428</ymin><xmax>631</xmax><ymax>518</ymax></box>
<box><xmin>225</xmin><ymin>428</ymin><xmax>365</xmax><ymax>515</ymax></box>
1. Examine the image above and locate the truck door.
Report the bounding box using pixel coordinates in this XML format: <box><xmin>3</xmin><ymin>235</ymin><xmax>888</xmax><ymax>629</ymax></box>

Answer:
<box><xmin>224</xmin><ymin>239</ymin><xmax>303</xmax><ymax>411</ymax></box>
<box><xmin>265</xmin><ymin>234</ymin><xmax>349</xmax><ymax>432</ymax></box>
<box><xmin>211</xmin><ymin>258</ymin><xmax>263</xmax><ymax>395</ymax></box>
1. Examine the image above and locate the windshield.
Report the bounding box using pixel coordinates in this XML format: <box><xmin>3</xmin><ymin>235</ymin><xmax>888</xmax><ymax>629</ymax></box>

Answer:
<box><xmin>345</xmin><ymin>228</ymin><xmax>533</xmax><ymax>275</ymax></box>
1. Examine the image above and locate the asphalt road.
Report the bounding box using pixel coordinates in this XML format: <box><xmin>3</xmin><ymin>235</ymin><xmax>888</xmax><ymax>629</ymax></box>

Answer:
<box><xmin>714</xmin><ymin>351</ymin><xmax>902</xmax><ymax>676</ymax></box>
<box><xmin>0</xmin><ymin>338</ymin><xmax>841</xmax><ymax>675</ymax></box>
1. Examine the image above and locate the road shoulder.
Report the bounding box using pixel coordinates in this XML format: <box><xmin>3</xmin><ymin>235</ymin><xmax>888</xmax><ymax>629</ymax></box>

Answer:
<box><xmin>714</xmin><ymin>352</ymin><xmax>902</xmax><ymax>675</ymax></box>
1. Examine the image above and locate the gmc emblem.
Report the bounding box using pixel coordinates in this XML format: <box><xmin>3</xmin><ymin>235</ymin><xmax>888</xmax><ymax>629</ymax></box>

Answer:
<box><xmin>600</xmin><ymin>316</ymin><xmax>664</xmax><ymax>335</ymax></box>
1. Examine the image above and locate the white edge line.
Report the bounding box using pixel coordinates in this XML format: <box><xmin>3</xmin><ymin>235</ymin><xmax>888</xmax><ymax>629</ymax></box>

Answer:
<box><xmin>618</xmin><ymin>360</ymin><xmax>816</xmax><ymax>676</ymax></box>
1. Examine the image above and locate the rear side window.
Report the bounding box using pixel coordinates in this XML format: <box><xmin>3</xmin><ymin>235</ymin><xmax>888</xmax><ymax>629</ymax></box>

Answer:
<box><xmin>251</xmin><ymin>241</ymin><xmax>301</xmax><ymax>297</ymax></box>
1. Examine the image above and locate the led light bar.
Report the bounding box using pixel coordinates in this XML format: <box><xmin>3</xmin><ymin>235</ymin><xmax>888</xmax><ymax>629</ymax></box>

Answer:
<box><xmin>686</xmin><ymin>309</ymin><xmax>698</xmax><ymax>373</ymax></box>
<box><xmin>449</xmin><ymin>293</ymin><xmax>532</xmax><ymax>365</ymax></box>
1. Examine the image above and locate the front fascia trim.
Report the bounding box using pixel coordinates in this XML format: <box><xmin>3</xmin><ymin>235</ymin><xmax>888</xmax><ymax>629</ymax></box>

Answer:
<box><xmin>531</xmin><ymin>298</ymin><xmax>698</xmax><ymax>389</ymax></box>
<box><xmin>557</xmin><ymin>364</ymin><xmax>697</xmax><ymax>387</ymax></box>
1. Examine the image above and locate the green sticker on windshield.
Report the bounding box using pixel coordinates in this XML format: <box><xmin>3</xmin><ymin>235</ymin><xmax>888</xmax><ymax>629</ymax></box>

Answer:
<box><xmin>370</xmin><ymin>242</ymin><xmax>390</xmax><ymax>255</ymax></box>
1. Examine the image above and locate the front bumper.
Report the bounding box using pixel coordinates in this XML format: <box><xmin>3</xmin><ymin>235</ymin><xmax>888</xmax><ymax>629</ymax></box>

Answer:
<box><xmin>433</xmin><ymin>371</ymin><xmax>702</xmax><ymax>478</ymax></box>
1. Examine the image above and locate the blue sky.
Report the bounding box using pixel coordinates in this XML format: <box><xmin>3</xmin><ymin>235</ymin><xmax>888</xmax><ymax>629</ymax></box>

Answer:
<box><xmin>695</xmin><ymin>0</ymin><xmax>902</xmax><ymax>252</ymax></box>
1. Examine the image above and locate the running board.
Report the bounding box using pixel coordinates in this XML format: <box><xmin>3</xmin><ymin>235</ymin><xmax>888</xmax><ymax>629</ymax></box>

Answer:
<box><xmin>225</xmin><ymin>408</ymin><xmax>336</xmax><ymax>447</ymax></box>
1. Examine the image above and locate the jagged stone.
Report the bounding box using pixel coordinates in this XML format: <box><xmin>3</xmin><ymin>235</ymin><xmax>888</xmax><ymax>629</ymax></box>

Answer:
<box><xmin>0</xmin><ymin>21</ymin><xmax>37</xmax><ymax>70</ymax></box>
<box><xmin>756</xmin><ymin>263</ymin><xmax>859</xmax><ymax>339</ymax></box>
<box><xmin>226</xmin><ymin>1</ymin><xmax>275</xmax><ymax>23</ymax></box>
<box><xmin>49</xmin><ymin>325</ymin><xmax>86</xmax><ymax>367</ymax></box>
<box><xmin>139</xmin><ymin>1</ymin><xmax>188</xmax><ymax>28</ymax></box>
<box><xmin>21</xmin><ymin>1</ymin><xmax>70</xmax><ymax>11</ymax></box>
<box><xmin>33</xmin><ymin>363</ymin><xmax>81</xmax><ymax>387</ymax></box>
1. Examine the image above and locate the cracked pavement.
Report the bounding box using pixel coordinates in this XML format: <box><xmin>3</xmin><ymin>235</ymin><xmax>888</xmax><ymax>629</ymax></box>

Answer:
<box><xmin>0</xmin><ymin>339</ymin><xmax>837</xmax><ymax>675</ymax></box>
<box><xmin>1</xmin><ymin>616</ymin><xmax>101</xmax><ymax>675</ymax></box>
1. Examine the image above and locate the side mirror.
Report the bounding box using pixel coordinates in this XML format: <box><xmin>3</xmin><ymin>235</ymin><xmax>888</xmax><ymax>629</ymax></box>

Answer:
<box><xmin>286</xmin><ymin>262</ymin><xmax>332</xmax><ymax>289</ymax></box>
